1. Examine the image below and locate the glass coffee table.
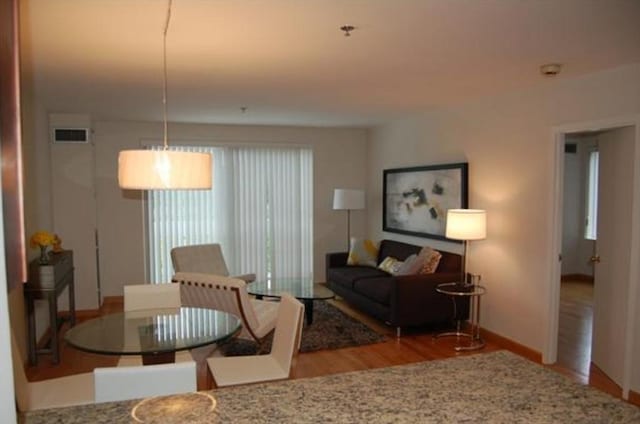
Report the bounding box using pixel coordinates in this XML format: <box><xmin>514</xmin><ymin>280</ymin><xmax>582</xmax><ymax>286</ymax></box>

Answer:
<box><xmin>248</xmin><ymin>279</ymin><xmax>334</xmax><ymax>325</ymax></box>
<box><xmin>65</xmin><ymin>307</ymin><xmax>241</xmax><ymax>365</ymax></box>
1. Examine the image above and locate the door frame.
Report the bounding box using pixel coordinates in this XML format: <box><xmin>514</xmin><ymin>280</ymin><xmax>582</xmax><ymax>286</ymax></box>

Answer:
<box><xmin>545</xmin><ymin>114</ymin><xmax>640</xmax><ymax>398</ymax></box>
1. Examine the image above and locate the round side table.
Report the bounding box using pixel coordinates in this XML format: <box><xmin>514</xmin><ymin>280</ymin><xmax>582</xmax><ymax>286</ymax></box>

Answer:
<box><xmin>434</xmin><ymin>282</ymin><xmax>486</xmax><ymax>351</ymax></box>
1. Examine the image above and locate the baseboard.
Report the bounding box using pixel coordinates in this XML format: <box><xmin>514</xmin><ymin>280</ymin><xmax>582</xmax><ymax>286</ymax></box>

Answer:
<box><xmin>101</xmin><ymin>295</ymin><xmax>123</xmax><ymax>311</ymax></box>
<box><xmin>561</xmin><ymin>273</ymin><xmax>594</xmax><ymax>282</ymax></box>
<box><xmin>480</xmin><ymin>327</ymin><xmax>542</xmax><ymax>364</ymax></box>
<box><xmin>589</xmin><ymin>361</ymin><xmax>623</xmax><ymax>398</ymax></box>
<box><xmin>629</xmin><ymin>390</ymin><xmax>640</xmax><ymax>407</ymax></box>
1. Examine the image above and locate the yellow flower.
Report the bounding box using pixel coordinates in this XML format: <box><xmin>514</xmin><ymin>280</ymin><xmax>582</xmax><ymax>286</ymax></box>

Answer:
<box><xmin>30</xmin><ymin>231</ymin><xmax>56</xmax><ymax>248</ymax></box>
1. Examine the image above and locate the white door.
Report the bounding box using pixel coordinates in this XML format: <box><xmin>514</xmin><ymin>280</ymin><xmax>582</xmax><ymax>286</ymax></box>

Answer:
<box><xmin>51</xmin><ymin>141</ymin><xmax>100</xmax><ymax>310</ymax></box>
<box><xmin>591</xmin><ymin>126</ymin><xmax>635</xmax><ymax>387</ymax></box>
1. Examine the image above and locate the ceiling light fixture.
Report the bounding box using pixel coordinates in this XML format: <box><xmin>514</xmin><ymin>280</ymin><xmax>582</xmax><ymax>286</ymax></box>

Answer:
<box><xmin>118</xmin><ymin>0</ymin><xmax>212</xmax><ymax>190</ymax></box>
<box><xmin>540</xmin><ymin>63</ymin><xmax>562</xmax><ymax>77</ymax></box>
<box><xmin>340</xmin><ymin>25</ymin><xmax>355</xmax><ymax>37</ymax></box>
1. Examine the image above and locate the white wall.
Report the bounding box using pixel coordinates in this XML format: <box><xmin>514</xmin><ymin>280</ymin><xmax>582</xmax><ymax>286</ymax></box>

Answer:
<box><xmin>91</xmin><ymin>121</ymin><xmax>367</xmax><ymax>298</ymax></box>
<box><xmin>0</xmin><ymin>163</ymin><xmax>18</xmax><ymax>423</ymax></box>
<box><xmin>367</xmin><ymin>64</ymin><xmax>640</xmax><ymax>359</ymax></box>
<box><xmin>561</xmin><ymin>135</ymin><xmax>596</xmax><ymax>276</ymax></box>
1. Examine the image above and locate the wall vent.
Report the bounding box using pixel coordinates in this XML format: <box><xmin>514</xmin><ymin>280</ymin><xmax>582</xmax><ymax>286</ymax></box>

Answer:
<box><xmin>52</xmin><ymin>128</ymin><xmax>90</xmax><ymax>144</ymax></box>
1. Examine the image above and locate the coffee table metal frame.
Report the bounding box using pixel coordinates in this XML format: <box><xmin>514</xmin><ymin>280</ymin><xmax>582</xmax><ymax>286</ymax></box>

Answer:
<box><xmin>434</xmin><ymin>282</ymin><xmax>486</xmax><ymax>351</ymax></box>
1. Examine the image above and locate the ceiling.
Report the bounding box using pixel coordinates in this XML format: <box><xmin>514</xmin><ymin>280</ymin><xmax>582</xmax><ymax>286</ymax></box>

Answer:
<box><xmin>20</xmin><ymin>0</ymin><xmax>640</xmax><ymax>128</ymax></box>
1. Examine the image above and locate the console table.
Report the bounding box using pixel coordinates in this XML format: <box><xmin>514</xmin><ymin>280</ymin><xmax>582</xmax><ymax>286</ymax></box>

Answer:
<box><xmin>24</xmin><ymin>250</ymin><xmax>76</xmax><ymax>365</ymax></box>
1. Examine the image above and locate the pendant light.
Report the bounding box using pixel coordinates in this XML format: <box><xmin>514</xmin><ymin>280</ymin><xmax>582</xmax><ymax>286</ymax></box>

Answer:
<box><xmin>118</xmin><ymin>0</ymin><xmax>212</xmax><ymax>190</ymax></box>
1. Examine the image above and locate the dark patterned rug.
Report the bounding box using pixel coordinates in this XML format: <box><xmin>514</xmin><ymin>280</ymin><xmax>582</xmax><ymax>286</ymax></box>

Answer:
<box><xmin>220</xmin><ymin>300</ymin><xmax>387</xmax><ymax>356</ymax></box>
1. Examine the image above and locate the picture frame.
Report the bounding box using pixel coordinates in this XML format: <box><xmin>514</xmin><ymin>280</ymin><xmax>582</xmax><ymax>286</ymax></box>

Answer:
<box><xmin>383</xmin><ymin>162</ymin><xmax>468</xmax><ymax>241</ymax></box>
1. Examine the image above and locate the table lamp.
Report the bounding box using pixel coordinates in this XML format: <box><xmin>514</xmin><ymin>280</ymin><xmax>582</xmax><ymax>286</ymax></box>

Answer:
<box><xmin>445</xmin><ymin>209</ymin><xmax>487</xmax><ymax>285</ymax></box>
<box><xmin>333</xmin><ymin>189</ymin><xmax>365</xmax><ymax>250</ymax></box>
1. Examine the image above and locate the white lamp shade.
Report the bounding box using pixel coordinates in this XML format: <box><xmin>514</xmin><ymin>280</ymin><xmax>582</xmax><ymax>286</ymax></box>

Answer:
<box><xmin>445</xmin><ymin>209</ymin><xmax>487</xmax><ymax>241</ymax></box>
<box><xmin>118</xmin><ymin>150</ymin><xmax>212</xmax><ymax>190</ymax></box>
<box><xmin>333</xmin><ymin>189</ymin><xmax>365</xmax><ymax>210</ymax></box>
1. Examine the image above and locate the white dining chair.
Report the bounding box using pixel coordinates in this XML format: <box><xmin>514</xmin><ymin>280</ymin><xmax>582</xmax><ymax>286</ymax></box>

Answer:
<box><xmin>206</xmin><ymin>293</ymin><xmax>304</xmax><ymax>387</ymax></box>
<box><xmin>123</xmin><ymin>283</ymin><xmax>182</xmax><ymax>311</ymax></box>
<box><xmin>118</xmin><ymin>283</ymin><xmax>194</xmax><ymax>367</ymax></box>
<box><xmin>11</xmin><ymin>328</ymin><xmax>196</xmax><ymax>411</ymax></box>
<box><xmin>172</xmin><ymin>272</ymin><xmax>279</xmax><ymax>346</ymax></box>
<box><xmin>171</xmin><ymin>243</ymin><xmax>256</xmax><ymax>283</ymax></box>
<box><xmin>94</xmin><ymin>361</ymin><xmax>196</xmax><ymax>403</ymax></box>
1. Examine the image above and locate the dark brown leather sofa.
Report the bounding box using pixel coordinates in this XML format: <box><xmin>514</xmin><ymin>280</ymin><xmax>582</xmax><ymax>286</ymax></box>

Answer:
<box><xmin>326</xmin><ymin>239</ymin><xmax>468</xmax><ymax>336</ymax></box>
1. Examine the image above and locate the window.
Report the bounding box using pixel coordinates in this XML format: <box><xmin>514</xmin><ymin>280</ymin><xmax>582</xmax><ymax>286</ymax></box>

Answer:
<box><xmin>584</xmin><ymin>149</ymin><xmax>599</xmax><ymax>240</ymax></box>
<box><xmin>147</xmin><ymin>145</ymin><xmax>313</xmax><ymax>284</ymax></box>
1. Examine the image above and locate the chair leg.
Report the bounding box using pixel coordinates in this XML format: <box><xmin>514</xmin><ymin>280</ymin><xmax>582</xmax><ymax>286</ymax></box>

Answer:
<box><xmin>396</xmin><ymin>327</ymin><xmax>401</xmax><ymax>338</ymax></box>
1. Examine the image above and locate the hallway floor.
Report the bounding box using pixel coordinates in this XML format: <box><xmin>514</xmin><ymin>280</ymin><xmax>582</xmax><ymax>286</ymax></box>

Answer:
<box><xmin>557</xmin><ymin>279</ymin><xmax>594</xmax><ymax>378</ymax></box>
<box><xmin>553</xmin><ymin>279</ymin><xmax>622</xmax><ymax>398</ymax></box>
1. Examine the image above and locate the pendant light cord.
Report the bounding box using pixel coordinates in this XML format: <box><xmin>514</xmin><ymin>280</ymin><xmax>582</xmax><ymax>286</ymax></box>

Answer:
<box><xmin>162</xmin><ymin>0</ymin><xmax>173</xmax><ymax>150</ymax></box>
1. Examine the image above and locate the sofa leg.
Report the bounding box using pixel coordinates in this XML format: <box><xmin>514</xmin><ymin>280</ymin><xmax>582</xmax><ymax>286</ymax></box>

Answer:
<box><xmin>396</xmin><ymin>327</ymin><xmax>401</xmax><ymax>338</ymax></box>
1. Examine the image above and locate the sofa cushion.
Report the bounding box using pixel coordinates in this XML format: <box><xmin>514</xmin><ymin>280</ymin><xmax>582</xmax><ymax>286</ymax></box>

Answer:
<box><xmin>436</xmin><ymin>250</ymin><xmax>462</xmax><ymax>273</ymax></box>
<box><xmin>326</xmin><ymin>266</ymin><xmax>389</xmax><ymax>290</ymax></box>
<box><xmin>347</xmin><ymin>238</ymin><xmax>379</xmax><ymax>267</ymax></box>
<box><xmin>377</xmin><ymin>240</ymin><xmax>421</xmax><ymax>264</ymax></box>
<box><xmin>353</xmin><ymin>276</ymin><xmax>393</xmax><ymax>305</ymax></box>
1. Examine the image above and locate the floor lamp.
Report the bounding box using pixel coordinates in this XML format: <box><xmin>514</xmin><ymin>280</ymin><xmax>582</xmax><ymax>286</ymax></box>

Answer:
<box><xmin>333</xmin><ymin>189</ymin><xmax>365</xmax><ymax>250</ymax></box>
<box><xmin>445</xmin><ymin>209</ymin><xmax>487</xmax><ymax>285</ymax></box>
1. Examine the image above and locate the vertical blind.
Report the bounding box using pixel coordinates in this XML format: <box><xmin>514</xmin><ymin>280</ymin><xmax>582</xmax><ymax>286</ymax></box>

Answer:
<box><xmin>147</xmin><ymin>145</ymin><xmax>313</xmax><ymax>284</ymax></box>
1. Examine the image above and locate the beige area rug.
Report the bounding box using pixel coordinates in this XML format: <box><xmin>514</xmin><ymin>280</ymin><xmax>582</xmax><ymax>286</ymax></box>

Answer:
<box><xmin>220</xmin><ymin>300</ymin><xmax>388</xmax><ymax>355</ymax></box>
<box><xmin>23</xmin><ymin>351</ymin><xmax>640</xmax><ymax>423</ymax></box>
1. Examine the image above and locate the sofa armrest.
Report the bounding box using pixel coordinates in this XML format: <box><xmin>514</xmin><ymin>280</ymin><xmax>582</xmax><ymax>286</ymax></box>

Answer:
<box><xmin>326</xmin><ymin>252</ymin><xmax>348</xmax><ymax>268</ymax></box>
<box><xmin>389</xmin><ymin>272</ymin><xmax>467</xmax><ymax>326</ymax></box>
<box><xmin>325</xmin><ymin>252</ymin><xmax>349</xmax><ymax>283</ymax></box>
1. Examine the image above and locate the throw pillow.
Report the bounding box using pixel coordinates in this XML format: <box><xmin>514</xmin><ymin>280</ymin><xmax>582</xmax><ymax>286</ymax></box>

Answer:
<box><xmin>418</xmin><ymin>246</ymin><xmax>442</xmax><ymax>274</ymax></box>
<box><xmin>347</xmin><ymin>238</ymin><xmax>379</xmax><ymax>267</ymax></box>
<box><xmin>396</xmin><ymin>253</ymin><xmax>419</xmax><ymax>275</ymax></box>
<box><xmin>378</xmin><ymin>256</ymin><xmax>403</xmax><ymax>275</ymax></box>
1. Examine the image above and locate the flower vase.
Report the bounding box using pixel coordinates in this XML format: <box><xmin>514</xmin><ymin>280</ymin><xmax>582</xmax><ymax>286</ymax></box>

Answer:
<box><xmin>39</xmin><ymin>246</ymin><xmax>49</xmax><ymax>265</ymax></box>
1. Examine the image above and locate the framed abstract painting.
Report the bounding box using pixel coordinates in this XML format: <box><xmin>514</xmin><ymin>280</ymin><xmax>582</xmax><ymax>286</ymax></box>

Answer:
<box><xmin>383</xmin><ymin>163</ymin><xmax>468</xmax><ymax>241</ymax></box>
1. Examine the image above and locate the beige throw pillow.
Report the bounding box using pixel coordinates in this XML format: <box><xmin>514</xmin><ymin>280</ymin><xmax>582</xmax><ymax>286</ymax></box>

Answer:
<box><xmin>378</xmin><ymin>256</ymin><xmax>403</xmax><ymax>274</ymax></box>
<box><xmin>396</xmin><ymin>253</ymin><xmax>420</xmax><ymax>275</ymax></box>
<box><xmin>347</xmin><ymin>238</ymin><xmax>379</xmax><ymax>267</ymax></box>
<box><xmin>418</xmin><ymin>246</ymin><xmax>442</xmax><ymax>274</ymax></box>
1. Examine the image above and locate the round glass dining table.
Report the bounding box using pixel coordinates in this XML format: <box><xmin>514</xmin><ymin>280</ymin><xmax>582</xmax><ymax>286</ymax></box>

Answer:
<box><xmin>64</xmin><ymin>307</ymin><xmax>241</xmax><ymax>364</ymax></box>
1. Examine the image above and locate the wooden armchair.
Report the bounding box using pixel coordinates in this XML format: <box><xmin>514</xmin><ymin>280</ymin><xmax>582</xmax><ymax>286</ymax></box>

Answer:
<box><xmin>171</xmin><ymin>244</ymin><xmax>255</xmax><ymax>283</ymax></box>
<box><xmin>171</xmin><ymin>272</ymin><xmax>278</xmax><ymax>345</ymax></box>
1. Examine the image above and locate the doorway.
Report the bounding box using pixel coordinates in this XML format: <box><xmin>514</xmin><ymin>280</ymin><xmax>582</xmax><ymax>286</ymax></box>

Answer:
<box><xmin>557</xmin><ymin>133</ymin><xmax>597</xmax><ymax>379</ymax></box>
<box><xmin>546</xmin><ymin>117</ymin><xmax>640</xmax><ymax>400</ymax></box>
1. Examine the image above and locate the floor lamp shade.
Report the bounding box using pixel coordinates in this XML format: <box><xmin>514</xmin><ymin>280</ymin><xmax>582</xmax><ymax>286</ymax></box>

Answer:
<box><xmin>446</xmin><ymin>209</ymin><xmax>486</xmax><ymax>285</ymax></box>
<box><xmin>118</xmin><ymin>150</ymin><xmax>212</xmax><ymax>190</ymax></box>
<box><xmin>333</xmin><ymin>189</ymin><xmax>365</xmax><ymax>210</ymax></box>
<box><xmin>445</xmin><ymin>209</ymin><xmax>487</xmax><ymax>241</ymax></box>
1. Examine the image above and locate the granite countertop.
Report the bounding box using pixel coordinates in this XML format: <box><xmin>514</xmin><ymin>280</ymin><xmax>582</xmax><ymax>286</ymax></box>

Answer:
<box><xmin>21</xmin><ymin>351</ymin><xmax>640</xmax><ymax>424</ymax></box>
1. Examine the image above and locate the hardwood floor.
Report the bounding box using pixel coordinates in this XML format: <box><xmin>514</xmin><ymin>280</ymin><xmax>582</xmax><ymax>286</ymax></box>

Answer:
<box><xmin>548</xmin><ymin>279</ymin><xmax>623</xmax><ymax>399</ymax></box>
<box><xmin>23</xmin><ymin>292</ymin><xmax>629</xmax><ymax>403</ymax></box>
<box><xmin>556</xmin><ymin>279</ymin><xmax>594</xmax><ymax>378</ymax></box>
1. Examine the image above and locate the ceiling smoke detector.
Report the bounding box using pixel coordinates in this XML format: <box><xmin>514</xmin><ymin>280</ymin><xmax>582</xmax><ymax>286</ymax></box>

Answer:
<box><xmin>540</xmin><ymin>63</ymin><xmax>562</xmax><ymax>77</ymax></box>
<box><xmin>340</xmin><ymin>25</ymin><xmax>355</xmax><ymax>37</ymax></box>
